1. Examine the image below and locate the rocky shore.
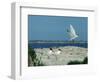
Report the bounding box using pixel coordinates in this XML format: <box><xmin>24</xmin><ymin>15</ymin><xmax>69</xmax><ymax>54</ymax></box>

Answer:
<box><xmin>29</xmin><ymin>46</ymin><xmax>88</xmax><ymax>66</ymax></box>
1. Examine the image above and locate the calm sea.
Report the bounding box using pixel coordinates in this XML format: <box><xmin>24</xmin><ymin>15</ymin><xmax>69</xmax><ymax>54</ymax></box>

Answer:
<box><xmin>29</xmin><ymin>43</ymin><xmax>88</xmax><ymax>48</ymax></box>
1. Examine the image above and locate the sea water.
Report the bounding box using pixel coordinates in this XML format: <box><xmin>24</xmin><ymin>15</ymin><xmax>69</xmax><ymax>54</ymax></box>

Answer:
<box><xmin>29</xmin><ymin>43</ymin><xmax>88</xmax><ymax>48</ymax></box>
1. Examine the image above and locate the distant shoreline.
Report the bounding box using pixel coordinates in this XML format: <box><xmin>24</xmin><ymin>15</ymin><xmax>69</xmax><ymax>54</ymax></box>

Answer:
<box><xmin>29</xmin><ymin>41</ymin><xmax>87</xmax><ymax>44</ymax></box>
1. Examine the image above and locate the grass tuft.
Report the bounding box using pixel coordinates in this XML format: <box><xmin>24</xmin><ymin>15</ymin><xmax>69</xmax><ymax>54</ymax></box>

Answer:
<box><xmin>67</xmin><ymin>57</ymin><xmax>88</xmax><ymax>65</ymax></box>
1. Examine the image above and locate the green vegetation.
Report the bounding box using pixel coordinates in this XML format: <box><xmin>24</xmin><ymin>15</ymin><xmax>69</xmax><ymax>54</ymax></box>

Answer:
<box><xmin>82</xmin><ymin>57</ymin><xmax>88</xmax><ymax>64</ymax></box>
<box><xmin>28</xmin><ymin>46</ymin><xmax>44</xmax><ymax>66</ymax></box>
<box><xmin>67</xmin><ymin>57</ymin><xmax>88</xmax><ymax>65</ymax></box>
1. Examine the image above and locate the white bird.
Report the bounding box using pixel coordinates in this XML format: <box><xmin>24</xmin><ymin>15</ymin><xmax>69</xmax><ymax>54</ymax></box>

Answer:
<box><xmin>55</xmin><ymin>51</ymin><xmax>61</xmax><ymax>55</ymax></box>
<box><xmin>67</xmin><ymin>24</ymin><xmax>78</xmax><ymax>40</ymax></box>
<box><xmin>48</xmin><ymin>48</ymin><xmax>54</xmax><ymax>55</ymax></box>
<box><xmin>48</xmin><ymin>50</ymin><xmax>53</xmax><ymax>54</ymax></box>
<box><xmin>55</xmin><ymin>49</ymin><xmax>61</xmax><ymax>55</ymax></box>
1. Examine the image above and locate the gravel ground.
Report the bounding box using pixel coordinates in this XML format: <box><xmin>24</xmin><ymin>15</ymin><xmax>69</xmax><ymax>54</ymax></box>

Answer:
<box><xmin>33</xmin><ymin>46</ymin><xmax>88</xmax><ymax>66</ymax></box>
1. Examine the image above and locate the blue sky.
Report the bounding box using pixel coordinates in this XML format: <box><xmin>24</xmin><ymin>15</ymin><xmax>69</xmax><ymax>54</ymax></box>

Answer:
<box><xmin>28</xmin><ymin>15</ymin><xmax>88</xmax><ymax>41</ymax></box>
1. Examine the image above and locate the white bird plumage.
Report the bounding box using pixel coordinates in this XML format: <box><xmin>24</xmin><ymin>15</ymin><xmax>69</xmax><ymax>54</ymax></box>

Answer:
<box><xmin>68</xmin><ymin>24</ymin><xmax>78</xmax><ymax>40</ymax></box>
<box><xmin>48</xmin><ymin>50</ymin><xmax>54</xmax><ymax>54</ymax></box>
<box><xmin>48</xmin><ymin>49</ymin><xmax>61</xmax><ymax>55</ymax></box>
<box><xmin>55</xmin><ymin>50</ymin><xmax>61</xmax><ymax>55</ymax></box>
